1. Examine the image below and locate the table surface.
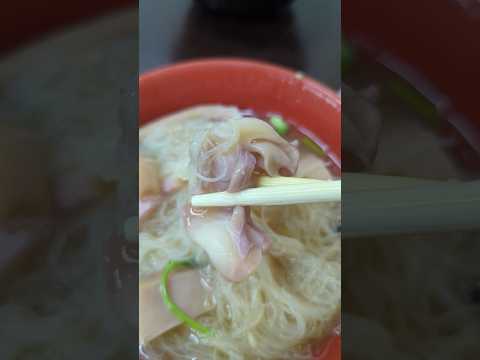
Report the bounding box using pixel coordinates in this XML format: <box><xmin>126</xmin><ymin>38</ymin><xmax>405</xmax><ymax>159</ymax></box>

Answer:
<box><xmin>140</xmin><ymin>0</ymin><xmax>340</xmax><ymax>90</ymax></box>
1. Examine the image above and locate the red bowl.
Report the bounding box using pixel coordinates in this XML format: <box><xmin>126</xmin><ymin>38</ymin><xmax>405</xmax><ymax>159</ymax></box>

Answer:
<box><xmin>139</xmin><ymin>58</ymin><xmax>341</xmax><ymax>360</ymax></box>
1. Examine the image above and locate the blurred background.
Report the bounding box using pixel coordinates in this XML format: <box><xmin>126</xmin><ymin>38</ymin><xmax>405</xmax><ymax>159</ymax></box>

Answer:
<box><xmin>1</xmin><ymin>2</ymin><xmax>138</xmax><ymax>359</ymax></box>
<box><xmin>342</xmin><ymin>1</ymin><xmax>480</xmax><ymax>359</ymax></box>
<box><xmin>140</xmin><ymin>0</ymin><xmax>340</xmax><ymax>90</ymax></box>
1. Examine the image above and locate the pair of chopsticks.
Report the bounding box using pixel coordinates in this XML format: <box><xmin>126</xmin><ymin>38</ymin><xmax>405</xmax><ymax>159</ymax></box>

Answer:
<box><xmin>191</xmin><ymin>176</ymin><xmax>341</xmax><ymax>207</ymax></box>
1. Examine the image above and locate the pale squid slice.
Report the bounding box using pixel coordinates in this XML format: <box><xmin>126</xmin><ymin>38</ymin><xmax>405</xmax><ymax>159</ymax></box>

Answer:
<box><xmin>296</xmin><ymin>152</ymin><xmax>333</xmax><ymax>180</ymax></box>
<box><xmin>139</xmin><ymin>156</ymin><xmax>163</xmax><ymax>223</ymax></box>
<box><xmin>187</xmin><ymin>207</ymin><xmax>265</xmax><ymax>282</ymax></box>
<box><xmin>139</xmin><ymin>269</ymin><xmax>213</xmax><ymax>344</ymax></box>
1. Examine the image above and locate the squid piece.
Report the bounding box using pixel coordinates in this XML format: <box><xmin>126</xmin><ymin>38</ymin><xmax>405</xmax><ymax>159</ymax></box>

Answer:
<box><xmin>191</xmin><ymin>117</ymin><xmax>299</xmax><ymax>193</ymax></box>
<box><xmin>139</xmin><ymin>156</ymin><xmax>162</xmax><ymax>222</ymax></box>
<box><xmin>140</xmin><ymin>156</ymin><xmax>161</xmax><ymax>198</ymax></box>
<box><xmin>296</xmin><ymin>152</ymin><xmax>333</xmax><ymax>180</ymax></box>
<box><xmin>187</xmin><ymin>207</ymin><xmax>269</xmax><ymax>282</ymax></box>
<box><xmin>187</xmin><ymin>117</ymin><xmax>297</xmax><ymax>282</ymax></box>
<box><xmin>139</xmin><ymin>269</ymin><xmax>213</xmax><ymax>344</ymax></box>
<box><xmin>237</xmin><ymin>118</ymin><xmax>299</xmax><ymax>176</ymax></box>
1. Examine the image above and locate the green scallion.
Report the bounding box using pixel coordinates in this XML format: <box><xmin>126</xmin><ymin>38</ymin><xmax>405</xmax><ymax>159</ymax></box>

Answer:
<box><xmin>301</xmin><ymin>136</ymin><xmax>326</xmax><ymax>158</ymax></box>
<box><xmin>160</xmin><ymin>259</ymin><xmax>213</xmax><ymax>336</ymax></box>
<box><xmin>270</xmin><ymin>115</ymin><xmax>290</xmax><ymax>136</ymax></box>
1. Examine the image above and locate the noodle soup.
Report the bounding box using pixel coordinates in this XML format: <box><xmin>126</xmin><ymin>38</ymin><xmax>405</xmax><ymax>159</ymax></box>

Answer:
<box><xmin>139</xmin><ymin>105</ymin><xmax>340</xmax><ymax>359</ymax></box>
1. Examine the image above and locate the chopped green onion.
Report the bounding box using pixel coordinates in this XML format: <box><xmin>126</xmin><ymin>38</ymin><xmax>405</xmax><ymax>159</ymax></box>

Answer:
<box><xmin>270</xmin><ymin>115</ymin><xmax>289</xmax><ymax>136</ymax></box>
<box><xmin>301</xmin><ymin>136</ymin><xmax>326</xmax><ymax>158</ymax></box>
<box><xmin>160</xmin><ymin>259</ymin><xmax>213</xmax><ymax>336</ymax></box>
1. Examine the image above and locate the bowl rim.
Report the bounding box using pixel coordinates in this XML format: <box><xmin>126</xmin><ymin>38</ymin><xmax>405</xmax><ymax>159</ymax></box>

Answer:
<box><xmin>140</xmin><ymin>57</ymin><xmax>340</xmax><ymax>107</ymax></box>
<box><xmin>139</xmin><ymin>58</ymin><xmax>341</xmax><ymax>166</ymax></box>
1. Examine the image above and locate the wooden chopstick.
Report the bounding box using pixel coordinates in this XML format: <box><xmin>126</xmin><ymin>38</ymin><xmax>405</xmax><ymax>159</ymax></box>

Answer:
<box><xmin>256</xmin><ymin>176</ymin><xmax>322</xmax><ymax>187</ymax></box>
<box><xmin>191</xmin><ymin>177</ymin><xmax>341</xmax><ymax>207</ymax></box>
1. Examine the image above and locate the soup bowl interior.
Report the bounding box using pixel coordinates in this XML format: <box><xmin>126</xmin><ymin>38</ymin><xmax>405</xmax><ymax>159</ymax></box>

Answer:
<box><xmin>139</xmin><ymin>58</ymin><xmax>341</xmax><ymax>360</ymax></box>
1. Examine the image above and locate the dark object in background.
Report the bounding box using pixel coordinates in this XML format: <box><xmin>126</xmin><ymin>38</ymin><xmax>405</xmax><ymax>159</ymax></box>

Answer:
<box><xmin>174</xmin><ymin>2</ymin><xmax>305</xmax><ymax>72</ymax></box>
<box><xmin>196</xmin><ymin>0</ymin><xmax>295</xmax><ymax>16</ymax></box>
<box><xmin>140</xmin><ymin>0</ymin><xmax>340</xmax><ymax>89</ymax></box>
